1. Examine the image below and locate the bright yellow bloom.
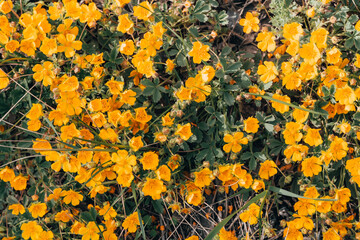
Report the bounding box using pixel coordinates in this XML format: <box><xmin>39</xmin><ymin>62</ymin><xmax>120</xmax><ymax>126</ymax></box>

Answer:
<box><xmin>32</xmin><ymin>61</ymin><xmax>55</xmax><ymax>86</ymax></box>
<box><xmin>117</xmin><ymin>14</ymin><xmax>133</xmax><ymax>33</ymax></box>
<box><xmin>99</xmin><ymin>203</ymin><xmax>117</xmax><ymax>221</ymax></box>
<box><xmin>140</xmin><ymin>151</ymin><xmax>159</xmax><ymax>170</ymax></box>
<box><xmin>239</xmin><ymin>12</ymin><xmax>260</xmax><ymax>34</ymax></box>
<box><xmin>310</xmin><ymin>27</ymin><xmax>328</xmax><ymax>49</ymax></box>
<box><xmin>134</xmin><ymin>107</ymin><xmax>152</xmax><ymax>123</ymax></box>
<box><xmin>194</xmin><ymin>168</ymin><xmax>213</xmax><ymax>188</ymax></box>
<box><xmin>129</xmin><ymin>136</ymin><xmax>144</xmax><ymax>152</ymax></box>
<box><xmin>259</xmin><ymin>160</ymin><xmax>277</xmax><ymax>180</ymax></box>
<box><xmin>299</xmin><ymin>42</ymin><xmax>321</xmax><ymax>65</ymax></box>
<box><xmin>122</xmin><ymin>212</ymin><xmax>140</xmax><ymax>233</ymax></box>
<box><xmin>329</xmin><ymin>136</ymin><xmax>348</xmax><ymax>161</ymax></box>
<box><xmin>257</xmin><ymin>61</ymin><xmax>278</xmax><ymax>83</ymax></box>
<box><xmin>0</xmin><ymin>68</ymin><xmax>9</xmax><ymax>89</ymax></box>
<box><xmin>133</xmin><ymin>1</ymin><xmax>153</xmax><ymax>21</ymax></box>
<box><xmin>244</xmin><ymin>117</ymin><xmax>259</xmax><ymax>133</ymax></box>
<box><xmin>57</xmin><ymin>34</ymin><xmax>82</xmax><ymax>58</ymax></box>
<box><xmin>28</xmin><ymin>203</ymin><xmax>47</xmax><ymax>218</ymax></box>
<box><xmin>21</xmin><ymin>221</ymin><xmax>43</xmax><ymax>240</ymax></box>
<box><xmin>282</xmin><ymin>122</ymin><xmax>303</xmax><ymax>145</ymax></box>
<box><xmin>26</xmin><ymin>103</ymin><xmax>43</xmax><ymax>120</ymax></box>
<box><xmin>142</xmin><ymin>178</ymin><xmax>166</xmax><ymax>200</ymax></box>
<box><xmin>271</xmin><ymin>94</ymin><xmax>290</xmax><ymax>113</ymax></box>
<box><xmin>223</xmin><ymin>132</ymin><xmax>248</xmax><ymax>153</ymax></box>
<box><xmin>61</xmin><ymin>190</ymin><xmax>83</xmax><ymax>206</ymax></box>
<box><xmin>119</xmin><ymin>39</ymin><xmax>135</xmax><ymax>55</ymax></box>
<box><xmin>156</xmin><ymin>165</ymin><xmax>171</xmax><ymax>181</ymax></box>
<box><xmin>301</xmin><ymin>156</ymin><xmax>322</xmax><ymax>177</ymax></box>
<box><xmin>282</xmin><ymin>72</ymin><xmax>302</xmax><ymax>90</ymax></box>
<box><xmin>326</xmin><ymin>47</ymin><xmax>341</xmax><ymax>64</ymax></box>
<box><xmin>175</xmin><ymin>123</ymin><xmax>193</xmax><ymax>141</ymax></box>
<box><xmin>0</xmin><ymin>166</ymin><xmax>15</xmax><ymax>182</ymax></box>
<box><xmin>60</xmin><ymin>123</ymin><xmax>80</xmax><ymax>141</ymax></box>
<box><xmin>10</xmin><ymin>175</ymin><xmax>28</xmax><ymax>191</ymax></box>
<box><xmin>240</xmin><ymin>203</ymin><xmax>261</xmax><ymax>225</ymax></box>
<box><xmin>0</xmin><ymin>0</ymin><xmax>13</xmax><ymax>14</ymax></box>
<box><xmin>188</xmin><ymin>41</ymin><xmax>210</xmax><ymax>64</ymax></box>
<box><xmin>283</xmin><ymin>22</ymin><xmax>303</xmax><ymax>40</ymax></box>
<box><xmin>8</xmin><ymin>203</ymin><xmax>25</xmax><ymax>215</ymax></box>
<box><xmin>256</xmin><ymin>30</ymin><xmax>276</xmax><ymax>52</ymax></box>
<box><xmin>79</xmin><ymin>3</ymin><xmax>101</xmax><ymax>28</ymax></box>
<box><xmin>219</xmin><ymin>228</ymin><xmax>237</xmax><ymax>240</ymax></box>
<box><xmin>334</xmin><ymin>85</ymin><xmax>356</xmax><ymax>105</ymax></box>
<box><xmin>162</xmin><ymin>112</ymin><xmax>174</xmax><ymax>126</ymax></box>
<box><xmin>79</xmin><ymin>222</ymin><xmax>103</xmax><ymax>240</ymax></box>
<box><xmin>304</xmin><ymin>128</ymin><xmax>323</xmax><ymax>146</ymax></box>
<box><xmin>40</xmin><ymin>37</ymin><xmax>58</xmax><ymax>56</ymax></box>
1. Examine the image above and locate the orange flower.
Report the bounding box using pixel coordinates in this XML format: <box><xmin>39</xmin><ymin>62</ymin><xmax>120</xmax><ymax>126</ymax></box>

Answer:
<box><xmin>134</xmin><ymin>107</ymin><xmax>152</xmax><ymax>123</ymax></box>
<box><xmin>119</xmin><ymin>39</ymin><xmax>135</xmax><ymax>55</ymax></box>
<box><xmin>256</xmin><ymin>30</ymin><xmax>276</xmax><ymax>52</ymax></box>
<box><xmin>301</xmin><ymin>156</ymin><xmax>322</xmax><ymax>177</ymax></box>
<box><xmin>140</xmin><ymin>151</ymin><xmax>159</xmax><ymax>170</ymax></box>
<box><xmin>21</xmin><ymin>221</ymin><xmax>43</xmax><ymax>240</ymax></box>
<box><xmin>26</xmin><ymin>103</ymin><xmax>43</xmax><ymax>120</ymax></box>
<box><xmin>40</xmin><ymin>37</ymin><xmax>58</xmax><ymax>56</ymax></box>
<box><xmin>61</xmin><ymin>190</ymin><xmax>84</xmax><ymax>206</ymax></box>
<box><xmin>156</xmin><ymin>165</ymin><xmax>171</xmax><ymax>181</ymax></box>
<box><xmin>133</xmin><ymin>1</ymin><xmax>153</xmax><ymax>21</ymax></box>
<box><xmin>79</xmin><ymin>3</ymin><xmax>101</xmax><ymax>28</ymax></box>
<box><xmin>310</xmin><ymin>27</ymin><xmax>328</xmax><ymax>49</ymax></box>
<box><xmin>32</xmin><ymin>61</ymin><xmax>55</xmax><ymax>87</ymax></box>
<box><xmin>175</xmin><ymin>123</ymin><xmax>193</xmax><ymax>141</ymax></box>
<box><xmin>239</xmin><ymin>12</ymin><xmax>260</xmax><ymax>34</ymax></box>
<box><xmin>162</xmin><ymin>112</ymin><xmax>174</xmax><ymax>126</ymax></box>
<box><xmin>259</xmin><ymin>160</ymin><xmax>277</xmax><ymax>180</ymax></box>
<box><xmin>282</xmin><ymin>122</ymin><xmax>303</xmax><ymax>145</ymax></box>
<box><xmin>194</xmin><ymin>168</ymin><xmax>213</xmax><ymax>188</ymax></box>
<box><xmin>122</xmin><ymin>212</ymin><xmax>140</xmax><ymax>233</ymax></box>
<box><xmin>0</xmin><ymin>0</ymin><xmax>13</xmax><ymax>14</ymax></box>
<box><xmin>60</xmin><ymin>123</ymin><xmax>80</xmax><ymax>141</ymax></box>
<box><xmin>79</xmin><ymin>222</ymin><xmax>103</xmax><ymax>240</ymax></box>
<box><xmin>8</xmin><ymin>204</ymin><xmax>25</xmax><ymax>215</ymax></box>
<box><xmin>240</xmin><ymin>203</ymin><xmax>261</xmax><ymax>225</ymax></box>
<box><xmin>223</xmin><ymin>132</ymin><xmax>248</xmax><ymax>153</ymax></box>
<box><xmin>334</xmin><ymin>85</ymin><xmax>356</xmax><ymax>105</ymax></box>
<box><xmin>57</xmin><ymin>34</ymin><xmax>82</xmax><ymax>58</ymax></box>
<box><xmin>283</xmin><ymin>22</ymin><xmax>303</xmax><ymax>40</ymax></box>
<box><xmin>188</xmin><ymin>41</ymin><xmax>210</xmax><ymax>64</ymax></box>
<box><xmin>142</xmin><ymin>178</ymin><xmax>166</xmax><ymax>200</ymax></box>
<box><xmin>299</xmin><ymin>42</ymin><xmax>321</xmax><ymax>65</ymax></box>
<box><xmin>326</xmin><ymin>47</ymin><xmax>341</xmax><ymax>64</ymax></box>
<box><xmin>10</xmin><ymin>175</ymin><xmax>28</xmax><ymax>191</ymax></box>
<box><xmin>0</xmin><ymin>68</ymin><xmax>9</xmax><ymax>89</ymax></box>
<box><xmin>99</xmin><ymin>203</ymin><xmax>117</xmax><ymax>220</ymax></box>
<box><xmin>257</xmin><ymin>61</ymin><xmax>278</xmax><ymax>83</ymax></box>
<box><xmin>271</xmin><ymin>94</ymin><xmax>291</xmax><ymax>113</ymax></box>
<box><xmin>329</xmin><ymin>136</ymin><xmax>348</xmax><ymax>161</ymax></box>
<box><xmin>0</xmin><ymin>166</ymin><xmax>15</xmax><ymax>182</ymax></box>
<box><xmin>304</xmin><ymin>128</ymin><xmax>323</xmax><ymax>146</ymax></box>
<box><xmin>28</xmin><ymin>203</ymin><xmax>47</xmax><ymax>218</ymax></box>
<box><xmin>129</xmin><ymin>136</ymin><xmax>144</xmax><ymax>152</ymax></box>
<box><xmin>244</xmin><ymin>117</ymin><xmax>259</xmax><ymax>133</ymax></box>
<box><xmin>219</xmin><ymin>228</ymin><xmax>237</xmax><ymax>240</ymax></box>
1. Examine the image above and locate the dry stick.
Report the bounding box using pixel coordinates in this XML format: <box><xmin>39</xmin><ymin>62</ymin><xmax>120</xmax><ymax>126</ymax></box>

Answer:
<box><xmin>160</xmin><ymin>197</ymin><xmax>182</xmax><ymax>240</ymax></box>
<box><xmin>6</xmin><ymin>72</ymin><xmax>56</xmax><ymax>111</ymax></box>
<box><xmin>0</xmin><ymin>82</ymin><xmax>38</xmax><ymax>124</ymax></box>
<box><xmin>1</xmin><ymin>119</ymin><xmax>49</xmax><ymax>137</ymax></box>
<box><xmin>0</xmin><ymin>155</ymin><xmax>43</xmax><ymax>168</ymax></box>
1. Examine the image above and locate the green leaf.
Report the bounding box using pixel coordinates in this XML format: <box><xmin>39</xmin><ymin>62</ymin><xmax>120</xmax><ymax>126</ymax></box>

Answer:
<box><xmin>249</xmin><ymin>157</ymin><xmax>257</xmax><ymax>171</ymax></box>
<box><xmin>353</xmin><ymin>112</ymin><xmax>360</xmax><ymax>120</ymax></box>
<box><xmin>225</xmin><ymin>62</ymin><xmax>242</xmax><ymax>73</ymax></box>
<box><xmin>204</xmin><ymin>191</ymin><xmax>268</xmax><ymax>240</ymax></box>
<box><xmin>223</xmin><ymin>92</ymin><xmax>235</xmax><ymax>106</ymax></box>
<box><xmin>194</xmin><ymin>13</ymin><xmax>208</xmax><ymax>22</ymax></box>
<box><xmin>345</xmin><ymin>38</ymin><xmax>354</xmax><ymax>49</ymax></box>
<box><xmin>152</xmin><ymin>89</ymin><xmax>161</xmax><ymax>103</ymax></box>
<box><xmin>189</xmin><ymin>26</ymin><xmax>199</xmax><ymax>37</ymax></box>
<box><xmin>355</xmin><ymin>36</ymin><xmax>360</xmax><ymax>50</ymax></box>
<box><xmin>269</xmin><ymin>186</ymin><xmax>337</xmax><ymax>201</ymax></box>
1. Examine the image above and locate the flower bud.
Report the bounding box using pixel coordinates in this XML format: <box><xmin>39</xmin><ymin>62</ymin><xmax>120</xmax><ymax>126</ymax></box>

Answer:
<box><xmin>330</xmin><ymin>16</ymin><xmax>337</xmax><ymax>24</ymax></box>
